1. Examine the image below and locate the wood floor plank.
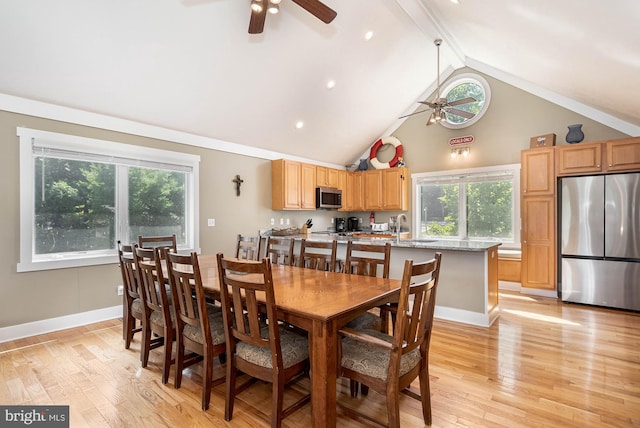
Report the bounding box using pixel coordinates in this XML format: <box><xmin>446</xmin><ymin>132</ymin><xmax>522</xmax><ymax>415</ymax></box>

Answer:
<box><xmin>1</xmin><ymin>293</ymin><xmax>639</xmax><ymax>427</ymax></box>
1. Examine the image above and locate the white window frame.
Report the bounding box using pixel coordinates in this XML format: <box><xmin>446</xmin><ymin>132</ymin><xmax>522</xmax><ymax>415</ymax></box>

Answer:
<box><xmin>18</xmin><ymin>127</ymin><xmax>200</xmax><ymax>272</ymax></box>
<box><xmin>411</xmin><ymin>164</ymin><xmax>520</xmax><ymax>247</ymax></box>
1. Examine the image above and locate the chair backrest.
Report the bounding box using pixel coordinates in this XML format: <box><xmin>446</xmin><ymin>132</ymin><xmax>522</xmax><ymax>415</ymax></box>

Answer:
<box><xmin>217</xmin><ymin>254</ymin><xmax>283</xmax><ymax>369</ymax></box>
<box><xmin>165</xmin><ymin>250</ymin><xmax>211</xmax><ymax>344</ymax></box>
<box><xmin>118</xmin><ymin>241</ymin><xmax>139</xmax><ymax>300</ymax></box>
<box><xmin>392</xmin><ymin>253</ymin><xmax>442</xmax><ymax>361</ymax></box>
<box><xmin>134</xmin><ymin>246</ymin><xmax>171</xmax><ymax>322</ymax></box>
<box><xmin>299</xmin><ymin>239</ymin><xmax>338</xmax><ymax>271</ymax></box>
<box><xmin>138</xmin><ymin>234</ymin><xmax>177</xmax><ymax>254</ymax></box>
<box><xmin>265</xmin><ymin>236</ymin><xmax>294</xmax><ymax>266</ymax></box>
<box><xmin>235</xmin><ymin>233</ymin><xmax>262</xmax><ymax>261</ymax></box>
<box><xmin>344</xmin><ymin>241</ymin><xmax>391</xmax><ymax>278</ymax></box>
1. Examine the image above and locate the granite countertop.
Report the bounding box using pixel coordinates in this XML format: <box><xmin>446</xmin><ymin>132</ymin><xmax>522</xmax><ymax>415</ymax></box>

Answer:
<box><xmin>268</xmin><ymin>232</ymin><xmax>501</xmax><ymax>252</ymax></box>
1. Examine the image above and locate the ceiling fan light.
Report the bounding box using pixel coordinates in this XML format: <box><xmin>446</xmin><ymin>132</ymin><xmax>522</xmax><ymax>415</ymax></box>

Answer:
<box><xmin>428</xmin><ymin>112</ymin><xmax>437</xmax><ymax>125</ymax></box>
<box><xmin>268</xmin><ymin>3</ymin><xmax>279</xmax><ymax>14</ymax></box>
<box><xmin>439</xmin><ymin>110</ymin><xmax>447</xmax><ymax>121</ymax></box>
<box><xmin>270</xmin><ymin>0</ymin><xmax>282</xmax><ymax>4</ymax></box>
<box><xmin>250</xmin><ymin>0</ymin><xmax>263</xmax><ymax>13</ymax></box>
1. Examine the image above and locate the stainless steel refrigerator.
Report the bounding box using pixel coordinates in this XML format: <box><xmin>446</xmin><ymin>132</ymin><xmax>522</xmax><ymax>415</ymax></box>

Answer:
<box><xmin>560</xmin><ymin>173</ymin><xmax>640</xmax><ymax>311</ymax></box>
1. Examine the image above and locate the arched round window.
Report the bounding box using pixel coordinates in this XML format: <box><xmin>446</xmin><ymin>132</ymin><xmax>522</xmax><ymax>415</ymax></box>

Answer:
<box><xmin>440</xmin><ymin>73</ymin><xmax>491</xmax><ymax>129</ymax></box>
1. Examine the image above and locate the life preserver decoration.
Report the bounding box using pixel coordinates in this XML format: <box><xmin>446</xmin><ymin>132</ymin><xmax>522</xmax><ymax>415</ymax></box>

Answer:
<box><xmin>369</xmin><ymin>136</ymin><xmax>403</xmax><ymax>169</ymax></box>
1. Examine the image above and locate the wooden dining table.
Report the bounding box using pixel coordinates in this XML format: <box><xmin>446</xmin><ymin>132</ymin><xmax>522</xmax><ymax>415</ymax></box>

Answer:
<box><xmin>195</xmin><ymin>254</ymin><xmax>402</xmax><ymax>428</ymax></box>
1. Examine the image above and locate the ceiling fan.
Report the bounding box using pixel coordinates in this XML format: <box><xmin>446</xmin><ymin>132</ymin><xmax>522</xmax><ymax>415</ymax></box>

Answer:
<box><xmin>400</xmin><ymin>39</ymin><xmax>476</xmax><ymax>125</ymax></box>
<box><xmin>248</xmin><ymin>0</ymin><xmax>337</xmax><ymax>34</ymax></box>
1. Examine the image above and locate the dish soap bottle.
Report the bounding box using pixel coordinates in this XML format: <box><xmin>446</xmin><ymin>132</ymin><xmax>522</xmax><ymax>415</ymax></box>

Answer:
<box><xmin>369</xmin><ymin>212</ymin><xmax>375</xmax><ymax>227</ymax></box>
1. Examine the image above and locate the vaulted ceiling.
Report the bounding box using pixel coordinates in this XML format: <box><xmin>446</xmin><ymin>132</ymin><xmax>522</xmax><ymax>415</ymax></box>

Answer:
<box><xmin>1</xmin><ymin>0</ymin><xmax>638</xmax><ymax>167</ymax></box>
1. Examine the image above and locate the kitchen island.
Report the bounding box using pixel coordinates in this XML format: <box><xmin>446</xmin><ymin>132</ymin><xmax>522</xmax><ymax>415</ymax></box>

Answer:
<box><xmin>269</xmin><ymin>232</ymin><xmax>500</xmax><ymax>327</ymax></box>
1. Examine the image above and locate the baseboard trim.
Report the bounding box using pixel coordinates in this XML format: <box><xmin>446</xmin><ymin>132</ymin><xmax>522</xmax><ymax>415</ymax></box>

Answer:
<box><xmin>434</xmin><ymin>305</ymin><xmax>496</xmax><ymax>328</ymax></box>
<box><xmin>499</xmin><ymin>280</ymin><xmax>521</xmax><ymax>291</ymax></box>
<box><xmin>0</xmin><ymin>306</ymin><xmax>122</xmax><ymax>344</ymax></box>
<box><xmin>520</xmin><ymin>288</ymin><xmax>558</xmax><ymax>299</ymax></box>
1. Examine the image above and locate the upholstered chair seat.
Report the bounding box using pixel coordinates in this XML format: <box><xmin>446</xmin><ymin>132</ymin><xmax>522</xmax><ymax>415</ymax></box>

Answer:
<box><xmin>236</xmin><ymin>326</ymin><xmax>309</xmax><ymax>369</ymax></box>
<box><xmin>182</xmin><ymin>305</ymin><xmax>225</xmax><ymax>345</ymax></box>
<box><xmin>342</xmin><ymin>329</ymin><xmax>421</xmax><ymax>381</ymax></box>
<box><xmin>344</xmin><ymin>311</ymin><xmax>381</xmax><ymax>331</ymax></box>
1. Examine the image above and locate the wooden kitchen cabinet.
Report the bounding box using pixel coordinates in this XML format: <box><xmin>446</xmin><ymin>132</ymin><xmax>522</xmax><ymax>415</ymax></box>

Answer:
<box><xmin>337</xmin><ymin>170</ymin><xmax>348</xmax><ymax>212</ymax></box>
<box><xmin>346</xmin><ymin>172</ymin><xmax>364</xmax><ymax>211</ymax></box>
<box><xmin>521</xmin><ymin>147</ymin><xmax>556</xmax><ymax>291</ymax></box>
<box><xmin>521</xmin><ymin>147</ymin><xmax>555</xmax><ymax>195</ymax></box>
<box><xmin>521</xmin><ymin>196</ymin><xmax>556</xmax><ymax>290</ymax></box>
<box><xmin>271</xmin><ymin>159</ymin><xmax>316</xmax><ymax>210</ymax></box>
<box><xmin>605</xmin><ymin>137</ymin><xmax>640</xmax><ymax>172</ymax></box>
<box><xmin>556</xmin><ymin>142</ymin><xmax>603</xmax><ymax>175</ymax></box>
<box><xmin>301</xmin><ymin>163</ymin><xmax>317</xmax><ymax>209</ymax></box>
<box><xmin>382</xmin><ymin>167</ymin><xmax>408</xmax><ymax>210</ymax></box>
<box><xmin>316</xmin><ymin>166</ymin><xmax>340</xmax><ymax>188</ymax></box>
<box><xmin>364</xmin><ymin>169</ymin><xmax>383</xmax><ymax>210</ymax></box>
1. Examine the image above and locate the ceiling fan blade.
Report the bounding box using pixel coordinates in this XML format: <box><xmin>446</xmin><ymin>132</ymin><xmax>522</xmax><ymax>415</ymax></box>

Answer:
<box><xmin>399</xmin><ymin>109</ymin><xmax>432</xmax><ymax>119</ymax></box>
<box><xmin>446</xmin><ymin>107</ymin><xmax>476</xmax><ymax>119</ymax></box>
<box><xmin>291</xmin><ymin>0</ymin><xmax>337</xmax><ymax>23</ymax></box>
<box><xmin>248</xmin><ymin>7</ymin><xmax>267</xmax><ymax>34</ymax></box>
<box><xmin>418</xmin><ymin>100</ymin><xmax>437</xmax><ymax>108</ymax></box>
<box><xmin>447</xmin><ymin>96</ymin><xmax>476</xmax><ymax>107</ymax></box>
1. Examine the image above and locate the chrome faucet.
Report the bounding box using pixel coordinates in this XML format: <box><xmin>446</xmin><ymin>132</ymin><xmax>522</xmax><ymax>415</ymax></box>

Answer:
<box><xmin>396</xmin><ymin>213</ymin><xmax>407</xmax><ymax>244</ymax></box>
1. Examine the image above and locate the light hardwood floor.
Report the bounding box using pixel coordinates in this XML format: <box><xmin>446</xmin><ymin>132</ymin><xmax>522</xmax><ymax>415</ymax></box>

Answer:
<box><xmin>1</xmin><ymin>291</ymin><xmax>639</xmax><ymax>427</ymax></box>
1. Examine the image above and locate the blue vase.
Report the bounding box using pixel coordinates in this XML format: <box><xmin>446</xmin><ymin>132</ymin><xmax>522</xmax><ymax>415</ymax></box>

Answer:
<box><xmin>566</xmin><ymin>124</ymin><xmax>584</xmax><ymax>144</ymax></box>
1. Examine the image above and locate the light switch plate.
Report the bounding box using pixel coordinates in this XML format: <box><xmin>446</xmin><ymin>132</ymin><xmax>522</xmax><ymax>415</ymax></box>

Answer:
<box><xmin>207</xmin><ymin>218</ymin><xmax>215</xmax><ymax>227</ymax></box>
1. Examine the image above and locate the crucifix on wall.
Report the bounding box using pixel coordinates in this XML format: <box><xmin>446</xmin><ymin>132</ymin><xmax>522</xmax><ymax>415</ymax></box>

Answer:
<box><xmin>233</xmin><ymin>174</ymin><xmax>244</xmax><ymax>196</ymax></box>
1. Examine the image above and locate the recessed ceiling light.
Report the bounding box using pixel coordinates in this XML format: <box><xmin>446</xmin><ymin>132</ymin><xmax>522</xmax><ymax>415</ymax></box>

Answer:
<box><xmin>295</xmin><ymin>121</ymin><xmax>304</xmax><ymax>129</ymax></box>
<box><xmin>450</xmin><ymin>0</ymin><xmax>460</xmax><ymax>4</ymax></box>
<box><xmin>364</xmin><ymin>31</ymin><xmax>373</xmax><ymax>41</ymax></box>
<box><xmin>326</xmin><ymin>80</ymin><xmax>336</xmax><ymax>89</ymax></box>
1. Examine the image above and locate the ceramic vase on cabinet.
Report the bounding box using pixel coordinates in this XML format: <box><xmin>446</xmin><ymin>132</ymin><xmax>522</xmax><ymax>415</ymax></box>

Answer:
<box><xmin>565</xmin><ymin>124</ymin><xmax>585</xmax><ymax>144</ymax></box>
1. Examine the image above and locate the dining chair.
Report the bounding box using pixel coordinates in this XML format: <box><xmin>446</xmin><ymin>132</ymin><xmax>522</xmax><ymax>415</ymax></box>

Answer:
<box><xmin>134</xmin><ymin>246</ymin><xmax>175</xmax><ymax>384</ymax></box>
<box><xmin>338</xmin><ymin>253</ymin><xmax>442</xmax><ymax>428</ymax></box>
<box><xmin>118</xmin><ymin>241</ymin><xmax>143</xmax><ymax>348</ymax></box>
<box><xmin>138</xmin><ymin>234</ymin><xmax>177</xmax><ymax>254</ymax></box>
<box><xmin>298</xmin><ymin>238</ymin><xmax>338</xmax><ymax>271</ymax></box>
<box><xmin>265</xmin><ymin>236</ymin><xmax>295</xmax><ymax>266</ymax></box>
<box><xmin>235</xmin><ymin>233</ymin><xmax>262</xmax><ymax>261</ymax></box>
<box><xmin>165</xmin><ymin>250</ymin><xmax>226</xmax><ymax>411</ymax></box>
<box><xmin>217</xmin><ymin>254</ymin><xmax>311</xmax><ymax>428</ymax></box>
<box><xmin>342</xmin><ymin>241</ymin><xmax>392</xmax><ymax>332</ymax></box>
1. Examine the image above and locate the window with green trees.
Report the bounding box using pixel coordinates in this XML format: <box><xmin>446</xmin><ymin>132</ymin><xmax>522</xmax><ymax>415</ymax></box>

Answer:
<box><xmin>19</xmin><ymin>128</ymin><xmax>199</xmax><ymax>272</ymax></box>
<box><xmin>415</xmin><ymin>165</ymin><xmax>519</xmax><ymax>243</ymax></box>
<box><xmin>440</xmin><ymin>73</ymin><xmax>491</xmax><ymax>129</ymax></box>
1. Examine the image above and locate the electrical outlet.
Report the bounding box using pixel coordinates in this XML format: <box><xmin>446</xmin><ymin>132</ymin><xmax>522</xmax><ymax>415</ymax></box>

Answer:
<box><xmin>331</xmin><ymin>218</ymin><xmax>334</xmax><ymax>223</ymax></box>
<box><xmin>280</xmin><ymin>218</ymin><xmax>284</xmax><ymax>225</ymax></box>
<box><xmin>270</xmin><ymin>218</ymin><xmax>275</xmax><ymax>226</ymax></box>
<box><xmin>117</xmin><ymin>285</ymin><xmax>124</xmax><ymax>296</ymax></box>
<box><xmin>207</xmin><ymin>218</ymin><xmax>215</xmax><ymax>227</ymax></box>
<box><xmin>286</xmin><ymin>218</ymin><xmax>290</xmax><ymax>226</ymax></box>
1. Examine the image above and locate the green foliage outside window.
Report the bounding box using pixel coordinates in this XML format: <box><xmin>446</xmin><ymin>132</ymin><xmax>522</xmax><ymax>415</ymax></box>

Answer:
<box><xmin>34</xmin><ymin>158</ymin><xmax>185</xmax><ymax>255</ymax></box>
<box><xmin>419</xmin><ymin>179</ymin><xmax>513</xmax><ymax>240</ymax></box>
<box><xmin>445</xmin><ymin>82</ymin><xmax>485</xmax><ymax>124</ymax></box>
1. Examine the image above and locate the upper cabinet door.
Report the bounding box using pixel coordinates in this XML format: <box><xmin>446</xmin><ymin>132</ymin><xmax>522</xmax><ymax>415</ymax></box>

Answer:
<box><xmin>556</xmin><ymin>142</ymin><xmax>603</xmax><ymax>176</ymax></box>
<box><xmin>382</xmin><ymin>167</ymin><xmax>408</xmax><ymax>210</ymax></box>
<box><xmin>522</xmin><ymin>147</ymin><xmax>555</xmax><ymax>196</ymax></box>
<box><xmin>605</xmin><ymin>137</ymin><xmax>640</xmax><ymax>172</ymax></box>
<box><xmin>364</xmin><ymin>170</ymin><xmax>383</xmax><ymax>210</ymax></box>
<box><xmin>300</xmin><ymin>163</ymin><xmax>317</xmax><ymax>210</ymax></box>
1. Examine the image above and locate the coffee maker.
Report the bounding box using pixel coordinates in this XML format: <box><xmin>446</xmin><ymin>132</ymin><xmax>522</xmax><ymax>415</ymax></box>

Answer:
<box><xmin>347</xmin><ymin>217</ymin><xmax>360</xmax><ymax>232</ymax></box>
<box><xmin>335</xmin><ymin>218</ymin><xmax>346</xmax><ymax>233</ymax></box>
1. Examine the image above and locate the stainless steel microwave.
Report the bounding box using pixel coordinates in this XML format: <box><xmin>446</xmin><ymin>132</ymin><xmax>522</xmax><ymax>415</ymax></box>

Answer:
<box><xmin>316</xmin><ymin>187</ymin><xmax>342</xmax><ymax>210</ymax></box>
